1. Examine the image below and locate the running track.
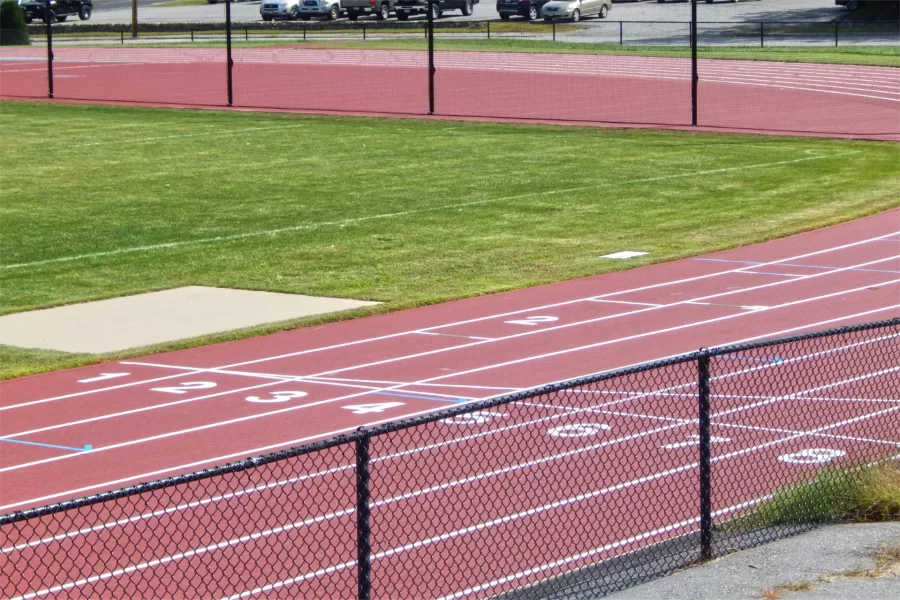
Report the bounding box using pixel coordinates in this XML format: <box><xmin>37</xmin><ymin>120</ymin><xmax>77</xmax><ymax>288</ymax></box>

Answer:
<box><xmin>1</xmin><ymin>47</ymin><xmax>898</xmax><ymax>139</ymax></box>
<box><xmin>1</xmin><ymin>210</ymin><xmax>899</xmax><ymax>598</ymax></box>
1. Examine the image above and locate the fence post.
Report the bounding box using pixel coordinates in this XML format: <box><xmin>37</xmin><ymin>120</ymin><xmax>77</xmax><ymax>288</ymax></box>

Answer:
<box><xmin>619</xmin><ymin>20</ymin><xmax>623</xmax><ymax>46</ymax></box>
<box><xmin>759</xmin><ymin>22</ymin><xmax>764</xmax><ymax>48</ymax></box>
<box><xmin>698</xmin><ymin>350</ymin><xmax>713</xmax><ymax>562</ymax></box>
<box><xmin>245</xmin><ymin>27</ymin><xmax>248</xmax><ymax>42</ymax></box>
<box><xmin>225</xmin><ymin>0</ymin><xmax>233</xmax><ymax>107</ymax></box>
<box><xmin>834</xmin><ymin>20</ymin><xmax>839</xmax><ymax>47</ymax></box>
<box><xmin>121</xmin><ymin>28</ymin><xmax>124</xmax><ymax>44</ymax></box>
<box><xmin>487</xmin><ymin>21</ymin><xmax>490</xmax><ymax>40</ymax></box>
<box><xmin>356</xmin><ymin>434</ymin><xmax>373</xmax><ymax>600</ymax></box>
<box><xmin>552</xmin><ymin>20</ymin><xmax>556</xmax><ymax>42</ymax></box>
<box><xmin>45</xmin><ymin>5</ymin><xmax>53</xmax><ymax>98</ymax></box>
<box><xmin>363</xmin><ymin>24</ymin><xmax>366</xmax><ymax>41</ymax></box>
<box><xmin>191</xmin><ymin>27</ymin><xmax>194</xmax><ymax>42</ymax></box>
<box><xmin>427</xmin><ymin>2</ymin><xmax>435</xmax><ymax>115</ymax></box>
<box><xmin>690</xmin><ymin>0</ymin><xmax>697</xmax><ymax>127</ymax></box>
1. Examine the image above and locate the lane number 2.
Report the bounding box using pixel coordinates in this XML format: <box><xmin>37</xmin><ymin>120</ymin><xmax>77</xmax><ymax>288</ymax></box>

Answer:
<box><xmin>151</xmin><ymin>381</ymin><xmax>217</xmax><ymax>395</ymax></box>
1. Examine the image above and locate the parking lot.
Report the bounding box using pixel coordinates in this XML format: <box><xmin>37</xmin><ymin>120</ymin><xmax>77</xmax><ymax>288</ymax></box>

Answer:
<box><xmin>82</xmin><ymin>0</ymin><xmax>848</xmax><ymax>25</ymax></box>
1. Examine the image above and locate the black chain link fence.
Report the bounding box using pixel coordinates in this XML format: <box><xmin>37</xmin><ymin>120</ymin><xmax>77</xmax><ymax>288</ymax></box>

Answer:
<box><xmin>2</xmin><ymin>317</ymin><xmax>898</xmax><ymax>599</ymax></box>
<box><xmin>1</xmin><ymin>1</ymin><xmax>897</xmax><ymax>136</ymax></box>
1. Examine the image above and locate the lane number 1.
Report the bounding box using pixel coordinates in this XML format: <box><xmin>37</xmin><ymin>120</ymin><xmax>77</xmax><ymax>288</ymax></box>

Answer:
<box><xmin>78</xmin><ymin>372</ymin><xmax>130</xmax><ymax>384</ymax></box>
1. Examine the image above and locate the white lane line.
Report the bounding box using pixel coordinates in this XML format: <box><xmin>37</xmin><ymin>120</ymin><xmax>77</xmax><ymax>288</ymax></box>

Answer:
<box><xmin>0</xmin><ymin>380</ymin><xmax>289</xmax><ymax>443</ymax></box>
<box><xmin>414</xmin><ymin>331</ymin><xmax>495</xmax><ymax>341</ymax></box>
<box><xmin>588</xmin><ymin>299</ymin><xmax>665</xmax><ymax>307</ymax></box>
<box><xmin>209</xmin><ymin>236</ymin><xmax>900</xmax><ymax>370</ymax></box>
<box><xmin>120</xmin><ymin>255</ymin><xmax>900</xmax><ymax>387</ymax></box>
<box><xmin>4</xmin><ymin>330</ymin><xmax>891</xmax><ymax>554</ymax></box>
<box><xmin>230</xmin><ymin>402</ymin><xmax>900</xmax><ymax>600</ymax></box>
<box><xmin>1</xmin><ymin>303</ymin><xmax>893</xmax><ymax>513</ymax></box>
<box><xmin>0</xmin><ymin>151</ymin><xmax>862</xmax><ymax>271</ymax></box>
<box><xmin>301</xmin><ymin>377</ymin><xmax>519</xmax><ymax>392</ymax></box>
<box><xmin>4</xmin><ymin>229</ymin><xmax>894</xmax><ymax>413</ymax></box>
<box><xmin>0</xmin><ymin>369</ymin><xmax>209</xmax><ymax>413</ymax></box>
<box><xmin>597</xmin><ymin>408</ymin><xmax>900</xmax><ymax>448</ymax></box>
<box><xmin>2</xmin><ymin>272</ymin><xmax>892</xmax><ymax>447</ymax></box>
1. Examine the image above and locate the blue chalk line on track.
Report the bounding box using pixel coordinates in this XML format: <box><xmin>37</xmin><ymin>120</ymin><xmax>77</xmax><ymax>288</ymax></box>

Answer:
<box><xmin>0</xmin><ymin>437</ymin><xmax>91</xmax><ymax>453</ymax></box>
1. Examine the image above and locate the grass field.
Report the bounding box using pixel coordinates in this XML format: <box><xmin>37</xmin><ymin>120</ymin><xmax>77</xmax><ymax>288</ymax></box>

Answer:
<box><xmin>0</xmin><ymin>100</ymin><xmax>898</xmax><ymax>379</ymax></box>
<box><xmin>36</xmin><ymin>32</ymin><xmax>900</xmax><ymax>66</ymax></box>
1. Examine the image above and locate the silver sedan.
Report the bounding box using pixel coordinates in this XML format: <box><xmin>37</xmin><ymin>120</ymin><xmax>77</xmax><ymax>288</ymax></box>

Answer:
<box><xmin>541</xmin><ymin>0</ymin><xmax>610</xmax><ymax>21</ymax></box>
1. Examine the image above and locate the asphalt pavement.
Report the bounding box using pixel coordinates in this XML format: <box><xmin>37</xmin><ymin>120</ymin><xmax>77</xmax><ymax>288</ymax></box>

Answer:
<box><xmin>605</xmin><ymin>522</ymin><xmax>900</xmax><ymax>600</ymax></box>
<box><xmin>83</xmin><ymin>0</ymin><xmax>846</xmax><ymax>25</ymax></box>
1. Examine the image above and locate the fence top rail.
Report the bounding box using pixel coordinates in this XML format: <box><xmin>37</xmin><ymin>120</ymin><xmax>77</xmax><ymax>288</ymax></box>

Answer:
<box><xmin>707</xmin><ymin>316</ymin><xmax>899</xmax><ymax>358</ymax></box>
<box><xmin>1</xmin><ymin>318</ymin><xmax>896</xmax><ymax>526</ymax></box>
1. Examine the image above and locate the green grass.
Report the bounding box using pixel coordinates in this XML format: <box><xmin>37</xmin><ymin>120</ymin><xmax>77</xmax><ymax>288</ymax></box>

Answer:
<box><xmin>727</xmin><ymin>461</ymin><xmax>900</xmax><ymax>529</ymax></box>
<box><xmin>0</xmin><ymin>100</ymin><xmax>898</xmax><ymax>379</ymax></box>
<box><xmin>38</xmin><ymin>31</ymin><xmax>900</xmax><ymax>67</ymax></box>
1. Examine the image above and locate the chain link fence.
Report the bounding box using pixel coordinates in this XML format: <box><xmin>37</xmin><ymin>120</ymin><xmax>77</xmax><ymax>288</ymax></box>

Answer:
<box><xmin>1</xmin><ymin>0</ymin><xmax>897</xmax><ymax>135</ymax></box>
<box><xmin>2</xmin><ymin>317</ymin><xmax>898</xmax><ymax>599</ymax></box>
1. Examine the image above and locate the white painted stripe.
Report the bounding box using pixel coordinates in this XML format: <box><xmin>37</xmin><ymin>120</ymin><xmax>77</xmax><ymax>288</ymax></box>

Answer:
<box><xmin>0</xmin><ymin>302</ymin><xmax>894</xmax><ymax>513</ymax></box>
<box><xmin>2</xmin><ymin>266</ymin><xmax>893</xmax><ymax>446</ymax></box>
<box><xmin>5</xmin><ymin>227</ymin><xmax>892</xmax><ymax>413</ymax></box>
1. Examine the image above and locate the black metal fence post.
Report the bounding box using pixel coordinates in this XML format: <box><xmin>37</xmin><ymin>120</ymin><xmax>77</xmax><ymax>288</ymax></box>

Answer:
<box><xmin>834</xmin><ymin>20</ymin><xmax>839</xmax><ymax>47</ymax></box>
<box><xmin>760</xmin><ymin>22</ymin><xmax>764</xmax><ymax>48</ymax></box>
<box><xmin>225</xmin><ymin>0</ymin><xmax>233</xmax><ymax>107</ymax></box>
<box><xmin>698</xmin><ymin>350</ymin><xmax>712</xmax><ymax>562</ymax></box>
<box><xmin>45</xmin><ymin>5</ymin><xmax>53</xmax><ymax>99</ymax></box>
<box><xmin>552</xmin><ymin>20</ymin><xmax>556</xmax><ymax>42</ymax></box>
<box><xmin>427</xmin><ymin>3</ymin><xmax>435</xmax><ymax>115</ymax></box>
<box><xmin>487</xmin><ymin>20</ymin><xmax>490</xmax><ymax>40</ymax></box>
<box><xmin>690</xmin><ymin>0</ymin><xmax>698</xmax><ymax>127</ymax></box>
<box><xmin>356</xmin><ymin>434</ymin><xmax>373</xmax><ymax>600</ymax></box>
<box><xmin>363</xmin><ymin>24</ymin><xmax>367</xmax><ymax>41</ymax></box>
<box><xmin>619</xmin><ymin>20</ymin><xmax>623</xmax><ymax>46</ymax></box>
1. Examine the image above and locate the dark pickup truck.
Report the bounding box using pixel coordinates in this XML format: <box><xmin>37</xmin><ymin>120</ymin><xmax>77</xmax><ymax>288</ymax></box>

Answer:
<box><xmin>21</xmin><ymin>0</ymin><xmax>92</xmax><ymax>23</ymax></box>
<box><xmin>394</xmin><ymin>0</ymin><xmax>477</xmax><ymax>20</ymax></box>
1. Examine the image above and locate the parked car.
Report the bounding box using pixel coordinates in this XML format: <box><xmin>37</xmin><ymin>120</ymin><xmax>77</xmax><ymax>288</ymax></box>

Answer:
<box><xmin>496</xmin><ymin>0</ymin><xmax>553</xmax><ymax>21</ymax></box>
<box><xmin>260</xmin><ymin>0</ymin><xmax>301</xmax><ymax>20</ymax></box>
<box><xmin>343</xmin><ymin>0</ymin><xmax>395</xmax><ymax>20</ymax></box>
<box><xmin>299</xmin><ymin>0</ymin><xmax>343</xmax><ymax>19</ymax></box>
<box><xmin>394</xmin><ymin>0</ymin><xmax>477</xmax><ymax>20</ymax></box>
<box><xmin>541</xmin><ymin>0</ymin><xmax>609</xmax><ymax>21</ymax></box>
<box><xmin>21</xmin><ymin>0</ymin><xmax>91</xmax><ymax>23</ymax></box>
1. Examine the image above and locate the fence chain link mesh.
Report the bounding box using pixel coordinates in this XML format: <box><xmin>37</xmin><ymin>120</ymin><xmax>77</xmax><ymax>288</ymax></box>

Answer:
<box><xmin>2</xmin><ymin>319</ymin><xmax>896</xmax><ymax>599</ymax></box>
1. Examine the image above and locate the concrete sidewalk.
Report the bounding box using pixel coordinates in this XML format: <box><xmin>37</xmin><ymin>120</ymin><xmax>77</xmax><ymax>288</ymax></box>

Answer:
<box><xmin>605</xmin><ymin>523</ymin><xmax>900</xmax><ymax>600</ymax></box>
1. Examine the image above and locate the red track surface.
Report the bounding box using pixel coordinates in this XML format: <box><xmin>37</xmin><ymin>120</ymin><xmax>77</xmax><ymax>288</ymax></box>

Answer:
<box><xmin>1</xmin><ymin>210</ymin><xmax>899</xmax><ymax>598</ymax></box>
<box><xmin>1</xmin><ymin>47</ymin><xmax>898</xmax><ymax>139</ymax></box>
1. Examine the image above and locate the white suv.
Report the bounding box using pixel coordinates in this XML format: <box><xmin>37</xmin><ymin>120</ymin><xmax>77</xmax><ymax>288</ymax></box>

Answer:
<box><xmin>299</xmin><ymin>0</ymin><xmax>343</xmax><ymax>19</ymax></box>
<box><xmin>260</xmin><ymin>0</ymin><xmax>301</xmax><ymax>20</ymax></box>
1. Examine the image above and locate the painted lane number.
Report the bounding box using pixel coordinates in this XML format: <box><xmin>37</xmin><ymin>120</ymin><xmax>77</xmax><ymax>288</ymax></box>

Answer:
<box><xmin>547</xmin><ymin>423</ymin><xmax>611</xmax><ymax>438</ymax></box>
<box><xmin>778</xmin><ymin>448</ymin><xmax>846</xmax><ymax>465</ymax></box>
<box><xmin>504</xmin><ymin>315</ymin><xmax>559</xmax><ymax>326</ymax></box>
<box><xmin>442</xmin><ymin>411</ymin><xmax>507</xmax><ymax>425</ymax></box>
<box><xmin>78</xmin><ymin>372</ymin><xmax>130</xmax><ymax>384</ymax></box>
<box><xmin>151</xmin><ymin>381</ymin><xmax>217</xmax><ymax>395</ymax></box>
<box><xmin>246</xmin><ymin>391</ymin><xmax>308</xmax><ymax>404</ymax></box>
<box><xmin>343</xmin><ymin>402</ymin><xmax>405</xmax><ymax>415</ymax></box>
